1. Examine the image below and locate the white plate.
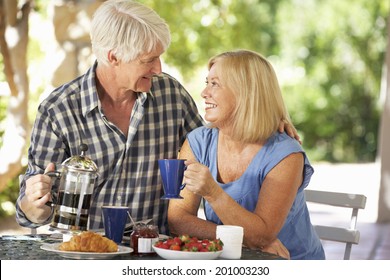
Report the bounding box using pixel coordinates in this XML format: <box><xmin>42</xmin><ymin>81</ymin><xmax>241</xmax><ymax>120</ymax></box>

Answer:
<box><xmin>152</xmin><ymin>245</ymin><xmax>223</xmax><ymax>260</ymax></box>
<box><xmin>40</xmin><ymin>243</ymin><xmax>133</xmax><ymax>259</ymax></box>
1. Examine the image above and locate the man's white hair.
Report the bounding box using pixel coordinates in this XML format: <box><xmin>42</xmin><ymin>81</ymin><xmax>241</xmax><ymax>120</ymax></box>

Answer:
<box><xmin>91</xmin><ymin>0</ymin><xmax>171</xmax><ymax>65</ymax></box>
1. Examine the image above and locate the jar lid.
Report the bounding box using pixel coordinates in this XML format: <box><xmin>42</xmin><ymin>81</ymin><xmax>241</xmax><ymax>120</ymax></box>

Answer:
<box><xmin>61</xmin><ymin>143</ymin><xmax>98</xmax><ymax>173</ymax></box>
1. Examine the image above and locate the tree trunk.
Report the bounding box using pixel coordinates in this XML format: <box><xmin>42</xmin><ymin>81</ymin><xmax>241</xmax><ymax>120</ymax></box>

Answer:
<box><xmin>377</xmin><ymin>8</ymin><xmax>390</xmax><ymax>223</ymax></box>
<box><xmin>0</xmin><ymin>0</ymin><xmax>31</xmax><ymax>192</ymax></box>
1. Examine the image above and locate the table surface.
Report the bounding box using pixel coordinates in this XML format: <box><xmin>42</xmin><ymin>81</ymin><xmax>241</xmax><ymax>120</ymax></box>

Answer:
<box><xmin>0</xmin><ymin>234</ymin><xmax>284</xmax><ymax>260</ymax></box>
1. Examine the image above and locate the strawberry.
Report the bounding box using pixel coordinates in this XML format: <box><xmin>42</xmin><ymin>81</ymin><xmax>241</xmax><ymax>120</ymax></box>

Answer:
<box><xmin>170</xmin><ymin>244</ymin><xmax>181</xmax><ymax>251</ymax></box>
<box><xmin>179</xmin><ymin>234</ymin><xmax>191</xmax><ymax>243</ymax></box>
<box><xmin>206</xmin><ymin>242</ymin><xmax>216</xmax><ymax>251</ymax></box>
<box><xmin>172</xmin><ymin>237</ymin><xmax>182</xmax><ymax>246</ymax></box>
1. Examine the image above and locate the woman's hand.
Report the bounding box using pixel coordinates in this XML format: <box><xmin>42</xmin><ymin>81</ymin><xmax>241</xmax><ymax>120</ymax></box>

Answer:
<box><xmin>183</xmin><ymin>160</ymin><xmax>220</xmax><ymax>198</ymax></box>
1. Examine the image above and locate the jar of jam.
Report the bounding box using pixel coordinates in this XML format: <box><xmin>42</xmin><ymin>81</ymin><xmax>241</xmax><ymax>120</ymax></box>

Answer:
<box><xmin>130</xmin><ymin>224</ymin><xmax>159</xmax><ymax>255</ymax></box>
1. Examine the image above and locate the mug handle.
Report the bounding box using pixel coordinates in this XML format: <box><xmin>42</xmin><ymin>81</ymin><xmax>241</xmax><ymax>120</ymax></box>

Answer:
<box><xmin>180</xmin><ymin>165</ymin><xmax>187</xmax><ymax>190</ymax></box>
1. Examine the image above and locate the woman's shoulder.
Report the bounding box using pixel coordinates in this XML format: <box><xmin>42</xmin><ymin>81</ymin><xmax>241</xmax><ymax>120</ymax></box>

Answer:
<box><xmin>267</xmin><ymin>132</ymin><xmax>303</xmax><ymax>152</ymax></box>
<box><xmin>260</xmin><ymin>132</ymin><xmax>306</xmax><ymax>165</ymax></box>
<box><xmin>261</xmin><ymin>132</ymin><xmax>313</xmax><ymax>184</ymax></box>
<box><xmin>188</xmin><ymin>126</ymin><xmax>217</xmax><ymax>139</ymax></box>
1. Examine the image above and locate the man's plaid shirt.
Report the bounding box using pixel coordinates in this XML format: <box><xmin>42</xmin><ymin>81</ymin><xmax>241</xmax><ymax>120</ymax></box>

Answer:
<box><xmin>16</xmin><ymin>62</ymin><xmax>205</xmax><ymax>234</ymax></box>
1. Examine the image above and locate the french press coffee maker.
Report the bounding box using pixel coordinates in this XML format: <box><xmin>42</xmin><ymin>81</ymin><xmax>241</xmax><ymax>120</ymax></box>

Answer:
<box><xmin>47</xmin><ymin>143</ymin><xmax>98</xmax><ymax>232</ymax></box>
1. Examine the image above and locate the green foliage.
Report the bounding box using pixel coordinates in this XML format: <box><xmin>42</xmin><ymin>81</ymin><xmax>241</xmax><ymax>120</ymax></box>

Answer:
<box><xmin>278</xmin><ymin>0</ymin><xmax>387</xmax><ymax>162</ymax></box>
<box><xmin>141</xmin><ymin>0</ymin><xmax>286</xmax><ymax>80</ymax></box>
<box><xmin>139</xmin><ymin>0</ymin><xmax>388</xmax><ymax>163</ymax></box>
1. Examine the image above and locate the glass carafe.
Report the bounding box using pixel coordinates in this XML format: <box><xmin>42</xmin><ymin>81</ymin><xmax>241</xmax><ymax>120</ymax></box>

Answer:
<box><xmin>47</xmin><ymin>143</ymin><xmax>98</xmax><ymax>232</ymax></box>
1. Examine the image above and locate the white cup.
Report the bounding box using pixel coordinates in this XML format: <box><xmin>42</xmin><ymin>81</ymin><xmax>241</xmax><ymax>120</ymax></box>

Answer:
<box><xmin>216</xmin><ymin>225</ymin><xmax>244</xmax><ymax>259</ymax></box>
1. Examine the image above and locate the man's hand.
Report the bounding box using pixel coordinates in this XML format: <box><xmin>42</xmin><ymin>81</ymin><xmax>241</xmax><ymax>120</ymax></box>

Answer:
<box><xmin>278</xmin><ymin>119</ymin><xmax>301</xmax><ymax>144</ymax></box>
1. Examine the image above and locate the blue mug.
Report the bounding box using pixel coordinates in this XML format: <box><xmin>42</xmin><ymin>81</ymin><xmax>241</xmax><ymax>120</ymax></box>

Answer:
<box><xmin>102</xmin><ymin>206</ymin><xmax>129</xmax><ymax>244</ymax></box>
<box><xmin>158</xmin><ymin>159</ymin><xmax>186</xmax><ymax>199</ymax></box>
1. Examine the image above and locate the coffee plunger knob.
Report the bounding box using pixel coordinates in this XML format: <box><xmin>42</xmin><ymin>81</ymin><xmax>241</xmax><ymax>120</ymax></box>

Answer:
<box><xmin>79</xmin><ymin>143</ymin><xmax>88</xmax><ymax>156</ymax></box>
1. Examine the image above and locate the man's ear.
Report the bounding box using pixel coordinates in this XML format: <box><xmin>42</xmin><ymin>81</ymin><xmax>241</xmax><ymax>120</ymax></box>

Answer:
<box><xmin>107</xmin><ymin>50</ymin><xmax>119</xmax><ymax>65</ymax></box>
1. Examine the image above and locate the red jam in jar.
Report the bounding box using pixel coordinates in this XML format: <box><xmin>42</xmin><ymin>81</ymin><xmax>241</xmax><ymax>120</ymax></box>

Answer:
<box><xmin>130</xmin><ymin>224</ymin><xmax>159</xmax><ymax>255</ymax></box>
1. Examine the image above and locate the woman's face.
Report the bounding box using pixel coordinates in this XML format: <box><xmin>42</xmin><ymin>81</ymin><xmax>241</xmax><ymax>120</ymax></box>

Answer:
<box><xmin>201</xmin><ymin>62</ymin><xmax>236</xmax><ymax>128</ymax></box>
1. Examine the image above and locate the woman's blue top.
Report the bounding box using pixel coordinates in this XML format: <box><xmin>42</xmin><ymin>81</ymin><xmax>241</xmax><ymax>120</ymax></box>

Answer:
<box><xmin>187</xmin><ymin>126</ymin><xmax>325</xmax><ymax>260</ymax></box>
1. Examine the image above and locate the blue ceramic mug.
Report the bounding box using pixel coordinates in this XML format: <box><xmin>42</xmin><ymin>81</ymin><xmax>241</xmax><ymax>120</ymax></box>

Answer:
<box><xmin>158</xmin><ymin>159</ymin><xmax>186</xmax><ymax>199</ymax></box>
<box><xmin>102</xmin><ymin>206</ymin><xmax>129</xmax><ymax>243</ymax></box>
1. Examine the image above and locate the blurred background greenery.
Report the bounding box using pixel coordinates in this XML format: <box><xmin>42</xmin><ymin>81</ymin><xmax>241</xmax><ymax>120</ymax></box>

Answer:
<box><xmin>0</xmin><ymin>0</ymin><xmax>389</xmax><ymax>219</ymax></box>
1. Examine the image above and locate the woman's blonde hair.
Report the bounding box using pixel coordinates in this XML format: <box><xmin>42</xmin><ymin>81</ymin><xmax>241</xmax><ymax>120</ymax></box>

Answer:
<box><xmin>208</xmin><ymin>49</ymin><xmax>293</xmax><ymax>143</ymax></box>
<box><xmin>91</xmin><ymin>0</ymin><xmax>171</xmax><ymax>65</ymax></box>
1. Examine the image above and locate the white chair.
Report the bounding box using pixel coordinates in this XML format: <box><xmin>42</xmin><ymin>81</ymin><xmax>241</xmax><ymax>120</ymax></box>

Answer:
<box><xmin>304</xmin><ymin>189</ymin><xmax>367</xmax><ymax>260</ymax></box>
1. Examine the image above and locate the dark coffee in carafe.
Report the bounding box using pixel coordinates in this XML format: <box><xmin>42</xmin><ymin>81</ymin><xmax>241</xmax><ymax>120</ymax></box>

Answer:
<box><xmin>52</xmin><ymin>191</ymin><xmax>93</xmax><ymax>230</ymax></box>
<box><xmin>48</xmin><ymin>144</ymin><xmax>98</xmax><ymax>232</ymax></box>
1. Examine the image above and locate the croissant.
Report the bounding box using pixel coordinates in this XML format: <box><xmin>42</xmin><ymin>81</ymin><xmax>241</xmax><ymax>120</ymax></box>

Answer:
<box><xmin>59</xmin><ymin>231</ymin><xmax>118</xmax><ymax>253</ymax></box>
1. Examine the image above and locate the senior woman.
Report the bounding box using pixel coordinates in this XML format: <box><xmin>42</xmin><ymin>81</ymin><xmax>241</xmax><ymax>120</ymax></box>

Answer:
<box><xmin>168</xmin><ymin>50</ymin><xmax>325</xmax><ymax>260</ymax></box>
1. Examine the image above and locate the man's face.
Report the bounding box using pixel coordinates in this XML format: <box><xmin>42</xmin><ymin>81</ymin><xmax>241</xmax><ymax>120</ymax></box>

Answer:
<box><xmin>115</xmin><ymin>44</ymin><xmax>164</xmax><ymax>93</ymax></box>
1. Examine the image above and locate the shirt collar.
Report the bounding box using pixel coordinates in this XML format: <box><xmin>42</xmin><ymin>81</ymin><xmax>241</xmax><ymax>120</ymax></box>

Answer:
<box><xmin>80</xmin><ymin>61</ymin><xmax>153</xmax><ymax>117</ymax></box>
<box><xmin>80</xmin><ymin>61</ymin><xmax>100</xmax><ymax>117</ymax></box>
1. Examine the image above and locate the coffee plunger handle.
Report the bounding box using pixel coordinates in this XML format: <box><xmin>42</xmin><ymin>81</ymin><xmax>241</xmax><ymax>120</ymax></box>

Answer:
<box><xmin>79</xmin><ymin>143</ymin><xmax>88</xmax><ymax>156</ymax></box>
<box><xmin>39</xmin><ymin>171</ymin><xmax>58</xmax><ymax>208</ymax></box>
<box><xmin>45</xmin><ymin>171</ymin><xmax>61</xmax><ymax>178</ymax></box>
<box><xmin>44</xmin><ymin>171</ymin><xmax>60</xmax><ymax>207</ymax></box>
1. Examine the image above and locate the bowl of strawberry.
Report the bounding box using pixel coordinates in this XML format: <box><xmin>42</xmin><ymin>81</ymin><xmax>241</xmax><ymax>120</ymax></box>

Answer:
<box><xmin>152</xmin><ymin>234</ymin><xmax>223</xmax><ymax>260</ymax></box>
